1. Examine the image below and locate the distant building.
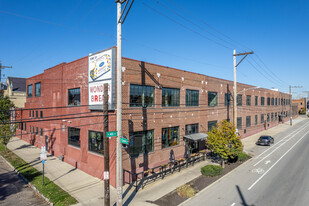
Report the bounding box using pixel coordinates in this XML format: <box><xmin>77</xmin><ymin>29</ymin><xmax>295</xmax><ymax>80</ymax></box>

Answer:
<box><xmin>292</xmin><ymin>98</ymin><xmax>306</xmax><ymax>113</ymax></box>
<box><xmin>3</xmin><ymin>77</ymin><xmax>27</xmax><ymax>108</ymax></box>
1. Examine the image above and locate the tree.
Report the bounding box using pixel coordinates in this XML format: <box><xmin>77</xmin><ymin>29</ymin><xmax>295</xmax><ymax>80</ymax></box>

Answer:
<box><xmin>206</xmin><ymin>120</ymin><xmax>243</xmax><ymax>167</ymax></box>
<box><xmin>0</xmin><ymin>124</ymin><xmax>16</xmax><ymax>151</ymax></box>
<box><xmin>0</xmin><ymin>96</ymin><xmax>15</xmax><ymax>123</ymax></box>
<box><xmin>0</xmin><ymin>96</ymin><xmax>15</xmax><ymax>151</ymax></box>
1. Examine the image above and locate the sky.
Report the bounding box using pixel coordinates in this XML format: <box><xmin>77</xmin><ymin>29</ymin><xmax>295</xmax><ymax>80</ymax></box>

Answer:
<box><xmin>0</xmin><ymin>0</ymin><xmax>308</xmax><ymax>97</ymax></box>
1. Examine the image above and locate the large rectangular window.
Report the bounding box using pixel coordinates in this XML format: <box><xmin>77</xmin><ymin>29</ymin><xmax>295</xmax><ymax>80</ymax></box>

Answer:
<box><xmin>237</xmin><ymin>94</ymin><xmax>242</xmax><ymax>106</ymax></box>
<box><xmin>275</xmin><ymin>112</ymin><xmax>278</xmax><ymax>121</ymax></box>
<box><xmin>68</xmin><ymin>88</ymin><xmax>80</xmax><ymax>106</ymax></box>
<box><xmin>225</xmin><ymin>93</ymin><xmax>231</xmax><ymax>106</ymax></box>
<box><xmin>275</xmin><ymin>98</ymin><xmax>278</xmax><ymax>106</ymax></box>
<box><xmin>261</xmin><ymin>114</ymin><xmax>265</xmax><ymax>123</ymax></box>
<box><xmin>186</xmin><ymin>89</ymin><xmax>199</xmax><ymax>106</ymax></box>
<box><xmin>162</xmin><ymin>87</ymin><xmax>180</xmax><ymax>107</ymax></box>
<box><xmin>271</xmin><ymin>113</ymin><xmax>274</xmax><ymax>121</ymax></box>
<box><xmin>208</xmin><ymin>121</ymin><xmax>217</xmax><ymax>132</ymax></box>
<box><xmin>129</xmin><ymin>130</ymin><xmax>154</xmax><ymax>156</ymax></box>
<box><xmin>255</xmin><ymin>96</ymin><xmax>258</xmax><ymax>106</ymax></box>
<box><xmin>261</xmin><ymin>97</ymin><xmax>265</xmax><ymax>106</ymax></box>
<box><xmin>246</xmin><ymin>95</ymin><xmax>251</xmax><ymax>106</ymax></box>
<box><xmin>267</xmin><ymin>113</ymin><xmax>270</xmax><ymax>122</ymax></box>
<box><xmin>162</xmin><ymin>127</ymin><xmax>179</xmax><ymax>149</ymax></box>
<box><xmin>237</xmin><ymin>117</ymin><xmax>242</xmax><ymax>130</ymax></box>
<box><xmin>255</xmin><ymin>115</ymin><xmax>258</xmax><ymax>125</ymax></box>
<box><xmin>185</xmin><ymin>123</ymin><xmax>199</xmax><ymax>135</ymax></box>
<box><xmin>35</xmin><ymin>82</ymin><xmax>41</xmax><ymax>97</ymax></box>
<box><xmin>88</xmin><ymin>130</ymin><xmax>103</xmax><ymax>155</ymax></box>
<box><xmin>208</xmin><ymin>92</ymin><xmax>218</xmax><ymax>107</ymax></box>
<box><xmin>267</xmin><ymin>97</ymin><xmax>271</xmax><ymax>106</ymax></box>
<box><xmin>130</xmin><ymin>84</ymin><xmax>154</xmax><ymax>107</ymax></box>
<box><xmin>271</xmin><ymin>98</ymin><xmax>274</xmax><ymax>106</ymax></box>
<box><xmin>246</xmin><ymin>116</ymin><xmax>251</xmax><ymax>127</ymax></box>
<box><xmin>68</xmin><ymin>127</ymin><xmax>80</xmax><ymax>148</ymax></box>
<box><xmin>27</xmin><ymin>84</ymin><xmax>33</xmax><ymax>98</ymax></box>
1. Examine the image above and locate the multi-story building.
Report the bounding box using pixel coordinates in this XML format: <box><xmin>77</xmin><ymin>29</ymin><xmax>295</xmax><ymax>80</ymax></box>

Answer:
<box><xmin>3</xmin><ymin>77</ymin><xmax>26</xmax><ymax>108</ymax></box>
<box><xmin>292</xmin><ymin>98</ymin><xmax>306</xmax><ymax>113</ymax></box>
<box><xmin>15</xmin><ymin>47</ymin><xmax>293</xmax><ymax>187</ymax></box>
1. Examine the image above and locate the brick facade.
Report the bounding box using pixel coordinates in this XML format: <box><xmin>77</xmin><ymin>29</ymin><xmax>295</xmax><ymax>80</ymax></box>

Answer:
<box><xmin>16</xmin><ymin>48</ymin><xmax>294</xmax><ymax>187</ymax></box>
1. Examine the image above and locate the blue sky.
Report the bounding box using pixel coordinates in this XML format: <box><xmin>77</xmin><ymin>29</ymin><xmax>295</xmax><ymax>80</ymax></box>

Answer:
<box><xmin>0</xmin><ymin>0</ymin><xmax>308</xmax><ymax>97</ymax></box>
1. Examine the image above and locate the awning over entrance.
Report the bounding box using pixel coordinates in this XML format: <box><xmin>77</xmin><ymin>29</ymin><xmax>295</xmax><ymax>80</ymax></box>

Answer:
<box><xmin>183</xmin><ymin>133</ymin><xmax>208</xmax><ymax>141</ymax></box>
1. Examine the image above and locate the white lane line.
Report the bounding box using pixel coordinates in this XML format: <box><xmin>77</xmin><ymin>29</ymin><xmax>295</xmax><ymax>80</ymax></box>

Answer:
<box><xmin>248</xmin><ymin>130</ymin><xmax>309</xmax><ymax>191</ymax></box>
<box><xmin>256</xmin><ymin>123</ymin><xmax>308</xmax><ymax>159</ymax></box>
<box><xmin>231</xmin><ymin>203</ymin><xmax>236</xmax><ymax>206</ymax></box>
<box><xmin>253</xmin><ymin>125</ymin><xmax>309</xmax><ymax>167</ymax></box>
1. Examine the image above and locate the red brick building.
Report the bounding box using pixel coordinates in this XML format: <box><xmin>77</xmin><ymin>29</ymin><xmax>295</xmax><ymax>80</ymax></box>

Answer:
<box><xmin>16</xmin><ymin>47</ymin><xmax>293</xmax><ymax>187</ymax></box>
<box><xmin>292</xmin><ymin>98</ymin><xmax>306</xmax><ymax>113</ymax></box>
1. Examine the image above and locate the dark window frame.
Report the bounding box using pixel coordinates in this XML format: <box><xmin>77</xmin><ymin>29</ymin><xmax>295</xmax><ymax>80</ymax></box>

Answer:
<box><xmin>208</xmin><ymin>91</ymin><xmax>218</xmax><ymax>107</ymax></box>
<box><xmin>255</xmin><ymin>96</ymin><xmax>258</xmax><ymax>106</ymax></box>
<box><xmin>27</xmin><ymin>84</ymin><xmax>33</xmax><ymax>98</ymax></box>
<box><xmin>129</xmin><ymin>130</ymin><xmax>154</xmax><ymax>156</ymax></box>
<box><xmin>246</xmin><ymin>95</ymin><xmax>251</xmax><ymax>106</ymax></box>
<box><xmin>237</xmin><ymin>117</ymin><xmax>242</xmax><ymax>130</ymax></box>
<box><xmin>162</xmin><ymin>87</ymin><xmax>180</xmax><ymax>107</ymax></box>
<box><xmin>208</xmin><ymin>121</ymin><xmax>217</xmax><ymax>132</ymax></box>
<box><xmin>237</xmin><ymin>94</ymin><xmax>242</xmax><ymax>106</ymax></box>
<box><xmin>185</xmin><ymin>123</ymin><xmax>199</xmax><ymax>135</ymax></box>
<box><xmin>162</xmin><ymin>126</ymin><xmax>180</xmax><ymax>149</ymax></box>
<box><xmin>68</xmin><ymin>88</ymin><xmax>81</xmax><ymax>106</ymax></box>
<box><xmin>68</xmin><ymin>127</ymin><xmax>81</xmax><ymax>148</ymax></box>
<box><xmin>186</xmin><ymin>89</ymin><xmax>199</xmax><ymax>107</ymax></box>
<box><xmin>130</xmin><ymin>84</ymin><xmax>155</xmax><ymax>107</ymax></box>
<box><xmin>246</xmin><ymin>116</ymin><xmax>251</xmax><ymax>127</ymax></box>
<box><xmin>35</xmin><ymin>82</ymin><xmax>41</xmax><ymax>97</ymax></box>
<box><xmin>88</xmin><ymin>130</ymin><xmax>104</xmax><ymax>155</ymax></box>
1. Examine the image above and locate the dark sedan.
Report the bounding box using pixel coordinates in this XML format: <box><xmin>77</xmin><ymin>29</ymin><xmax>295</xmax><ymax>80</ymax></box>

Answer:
<box><xmin>256</xmin><ymin>135</ymin><xmax>274</xmax><ymax>146</ymax></box>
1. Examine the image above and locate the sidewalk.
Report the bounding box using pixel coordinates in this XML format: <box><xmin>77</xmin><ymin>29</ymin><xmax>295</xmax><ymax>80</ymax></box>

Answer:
<box><xmin>6</xmin><ymin>117</ymin><xmax>305</xmax><ymax>206</ymax></box>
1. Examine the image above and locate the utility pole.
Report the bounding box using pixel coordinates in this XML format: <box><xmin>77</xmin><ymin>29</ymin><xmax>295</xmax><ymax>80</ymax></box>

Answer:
<box><xmin>0</xmin><ymin>61</ymin><xmax>12</xmax><ymax>91</ymax></box>
<box><xmin>103</xmin><ymin>83</ymin><xmax>110</xmax><ymax>206</ymax></box>
<box><xmin>115</xmin><ymin>1</ymin><xmax>134</xmax><ymax>205</ymax></box>
<box><xmin>233</xmin><ymin>50</ymin><xmax>253</xmax><ymax>130</ymax></box>
<box><xmin>289</xmin><ymin>85</ymin><xmax>302</xmax><ymax>125</ymax></box>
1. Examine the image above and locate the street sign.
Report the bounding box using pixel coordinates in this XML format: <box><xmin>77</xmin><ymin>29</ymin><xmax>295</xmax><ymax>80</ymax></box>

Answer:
<box><xmin>120</xmin><ymin>137</ymin><xmax>128</xmax><ymax>145</ymax></box>
<box><xmin>42</xmin><ymin>160</ymin><xmax>45</xmax><ymax>164</ymax></box>
<box><xmin>106</xmin><ymin>131</ymin><xmax>117</xmax><ymax>137</ymax></box>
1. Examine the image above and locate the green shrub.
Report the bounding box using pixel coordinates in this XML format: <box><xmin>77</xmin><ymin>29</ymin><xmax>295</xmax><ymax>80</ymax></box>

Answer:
<box><xmin>201</xmin><ymin>165</ymin><xmax>222</xmax><ymax>177</ymax></box>
<box><xmin>237</xmin><ymin>152</ymin><xmax>248</xmax><ymax>162</ymax></box>
<box><xmin>177</xmin><ymin>184</ymin><xmax>195</xmax><ymax>198</ymax></box>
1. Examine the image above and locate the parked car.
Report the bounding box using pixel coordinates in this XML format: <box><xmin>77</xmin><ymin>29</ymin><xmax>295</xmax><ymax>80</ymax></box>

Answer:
<box><xmin>256</xmin><ymin>135</ymin><xmax>274</xmax><ymax>146</ymax></box>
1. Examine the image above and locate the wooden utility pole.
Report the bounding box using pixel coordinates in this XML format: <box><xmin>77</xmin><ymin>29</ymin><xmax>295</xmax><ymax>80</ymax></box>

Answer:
<box><xmin>233</xmin><ymin>50</ymin><xmax>254</xmax><ymax>129</ymax></box>
<box><xmin>103</xmin><ymin>83</ymin><xmax>110</xmax><ymax>206</ymax></box>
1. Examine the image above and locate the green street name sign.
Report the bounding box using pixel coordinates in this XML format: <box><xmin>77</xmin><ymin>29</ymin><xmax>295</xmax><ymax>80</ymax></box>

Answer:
<box><xmin>120</xmin><ymin>138</ymin><xmax>128</xmax><ymax>145</ymax></box>
<box><xmin>106</xmin><ymin>131</ymin><xmax>117</xmax><ymax>137</ymax></box>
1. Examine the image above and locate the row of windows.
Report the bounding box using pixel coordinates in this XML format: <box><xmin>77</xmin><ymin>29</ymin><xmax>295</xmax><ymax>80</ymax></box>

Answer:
<box><xmin>237</xmin><ymin>111</ymin><xmax>288</xmax><ymax>130</ymax></box>
<box><xmin>130</xmin><ymin>84</ymin><xmax>290</xmax><ymax>108</ymax></box>
<box><xmin>19</xmin><ymin>123</ymin><xmax>44</xmax><ymax>136</ymax></box>
<box><xmin>29</xmin><ymin>110</ymin><xmax>43</xmax><ymax>118</ymax></box>
<box><xmin>27</xmin><ymin>82</ymin><xmax>41</xmax><ymax>98</ymax></box>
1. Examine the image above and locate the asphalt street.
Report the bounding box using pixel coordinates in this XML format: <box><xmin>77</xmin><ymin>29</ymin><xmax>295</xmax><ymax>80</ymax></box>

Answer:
<box><xmin>0</xmin><ymin>157</ymin><xmax>48</xmax><ymax>206</ymax></box>
<box><xmin>181</xmin><ymin>119</ymin><xmax>309</xmax><ymax>206</ymax></box>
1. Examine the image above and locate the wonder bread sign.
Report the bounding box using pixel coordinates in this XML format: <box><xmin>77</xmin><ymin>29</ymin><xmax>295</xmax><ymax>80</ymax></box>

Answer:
<box><xmin>88</xmin><ymin>48</ymin><xmax>115</xmax><ymax>110</ymax></box>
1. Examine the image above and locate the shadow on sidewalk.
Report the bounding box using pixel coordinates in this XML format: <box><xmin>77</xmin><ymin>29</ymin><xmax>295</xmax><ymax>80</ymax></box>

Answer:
<box><xmin>51</xmin><ymin>168</ymin><xmax>77</xmax><ymax>183</ymax></box>
<box><xmin>236</xmin><ymin>185</ymin><xmax>255</xmax><ymax>206</ymax></box>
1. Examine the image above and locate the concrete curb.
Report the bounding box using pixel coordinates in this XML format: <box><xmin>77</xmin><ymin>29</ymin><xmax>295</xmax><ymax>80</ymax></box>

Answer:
<box><xmin>0</xmin><ymin>154</ymin><xmax>54</xmax><ymax>206</ymax></box>
<box><xmin>179</xmin><ymin>157</ymin><xmax>255</xmax><ymax>206</ymax></box>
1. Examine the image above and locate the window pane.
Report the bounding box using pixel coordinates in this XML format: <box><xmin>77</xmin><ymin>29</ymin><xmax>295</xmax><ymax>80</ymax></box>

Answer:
<box><xmin>162</xmin><ymin>88</ymin><xmax>180</xmax><ymax>107</ymax></box>
<box><xmin>162</xmin><ymin>127</ymin><xmax>179</xmax><ymax>149</ymax></box>
<box><xmin>225</xmin><ymin>93</ymin><xmax>231</xmax><ymax>106</ymax></box>
<box><xmin>246</xmin><ymin>116</ymin><xmax>251</xmax><ymax>127</ymax></box>
<box><xmin>130</xmin><ymin>84</ymin><xmax>154</xmax><ymax>107</ymax></box>
<box><xmin>186</xmin><ymin>89</ymin><xmax>199</xmax><ymax>106</ymax></box>
<box><xmin>68</xmin><ymin>88</ymin><xmax>80</xmax><ymax>106</ymax></box>
<box><xmin>255</xmin><ymin>96</ymin><xmax>258</xmax><ymax>106</ymax></box>
<box><xmin>185</xmin><ymin>123</ymin><xmax>199</xmax><ymax>135</ymax></box>
<box><xmin>35</xmin><ymin>82</ymin><xmax>41</xmax><ymax>97</ymax></box>
<box><xmin>208</xmin><ymin>92</ymin><xmax>218</xmax><ymax>107</ymax></box>
<box><xmin>129</xmin><ymin>130</ymin><xmax>154</xmax><ymax>156</ymax></box>
<box><xmin>237</xmin><ymin>94</ymin><xmax>242</xmax><ymax>106</ymax></box>
<box><xmin>27</xmin><ymin>84</ymin><xmax>33</xmax><ymax>97</ymax></box>
<box><xmin>88</xmin><ymin>130</ymin><xmax>104</xmax><ymax>154</ymax></box>
<box><xmin>237</xmin><ymin>117</ymin><xmax>242</xmax><ymax>130</ymax></box>
<box><xmin>68</xmin><ymin>127</ymin><xmax>80</xmax><ymax>147</ymax></box>
<box><xmin>208</xmin><ymin>121</ymin><xmax>217</xmax><ymax>131</ymax></box>
<box><xmin>246</xmin><ymin>95</ymin><xmax>251</xmax><ymax>106</ymax></box>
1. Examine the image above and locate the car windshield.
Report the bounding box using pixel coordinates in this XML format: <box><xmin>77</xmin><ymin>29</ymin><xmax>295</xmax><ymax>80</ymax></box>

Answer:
<box><xmin>260</xmin><ymin>136</ymin><xmax>270</xmax><ymax>139</ymax></box>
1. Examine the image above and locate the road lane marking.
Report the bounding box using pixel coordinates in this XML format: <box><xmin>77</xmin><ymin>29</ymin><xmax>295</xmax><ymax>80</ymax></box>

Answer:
<box><xmin>256</xmin><ymin>122</ymin><xmax>309</xmax><ymax>159</ymax></box>
<box><xmin>251</xmin><ymin>168</ymin><xmax>264</xmax><ymax>174</ymax></box>
<box><xmin>265</xmin><ymin>160</ymin><xmax>271</xmax><ymax>165</ymax></box>
<box><xmin>248</xmin><ymin>130</ymin><xmax>309</xmax><ymax>191</ymax></box>
<box><xmin>253</xmin><ymin>124</ymin><xmax>309</xmax><ymax>167</ymax></box>
<box><xmin>231</xmin><ymin>203</ymin><xmax>236</xmax><ymax>206</ymax></box>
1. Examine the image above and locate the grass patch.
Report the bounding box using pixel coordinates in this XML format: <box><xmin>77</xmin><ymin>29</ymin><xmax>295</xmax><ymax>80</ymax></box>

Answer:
<box><xmin>237</xmin><ymin>152</ymin><xmax>248</xmax><ymax>162</ymax></box>
<box><xmin>201</xmin><ymin>165</ymin><xmax>222</xmax><ymax>177</ymax></box>
<box><xmin>0</xmin><ymin>143</ymin><xmax>77</xmax><ymax>206</ymax></box>
<box><xmin>177</xmin><ymin>184</ymin><xmax>195</xmax><ymax>198</ymax></box>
